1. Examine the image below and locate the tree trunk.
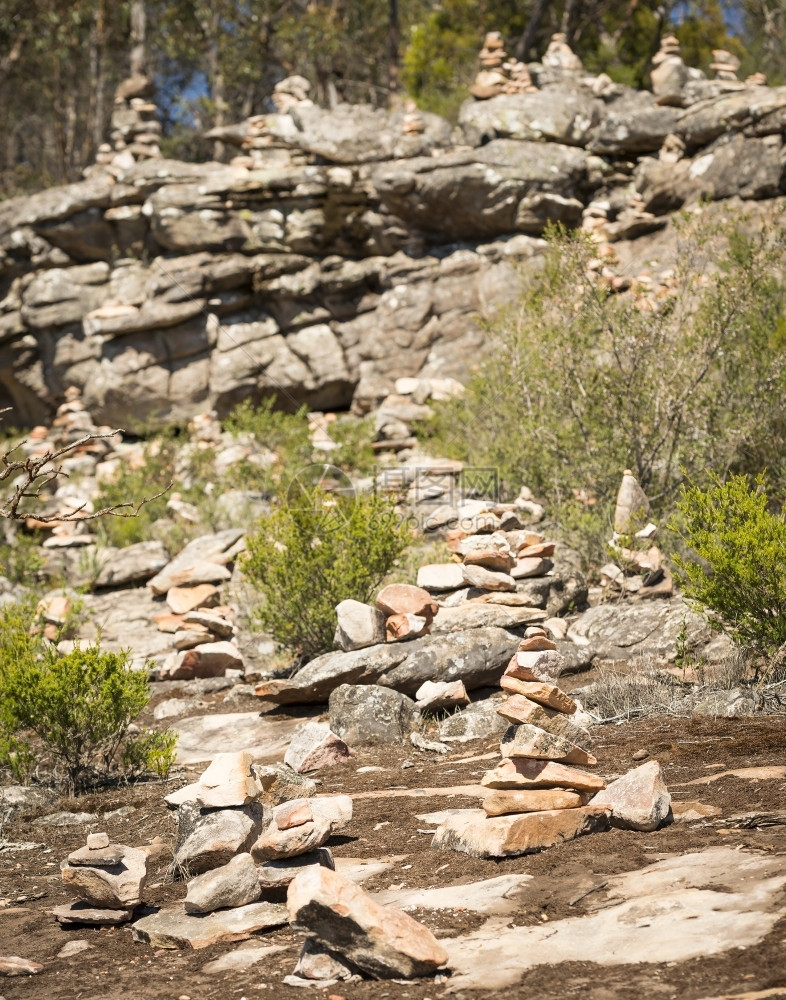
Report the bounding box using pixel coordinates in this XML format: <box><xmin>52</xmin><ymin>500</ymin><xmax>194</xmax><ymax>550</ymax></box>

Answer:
<box><xmin>130</xmin><ymin>0</ymin><xmax>147</xmax><ymax>76</ymax></box>
<box><xmin>388</xmin><ymin>0</ymin><xmax>400</xmax><ymax>107</ymax></box>
<box><xmin>515</xmin><ymin>0</ymin><xmax>554</xmax><ymax>61</ymax></box>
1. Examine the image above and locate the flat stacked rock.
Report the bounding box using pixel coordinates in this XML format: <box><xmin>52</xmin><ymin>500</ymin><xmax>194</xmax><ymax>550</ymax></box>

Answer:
<box><xmin>650</xmin><ymin>34</ymin><xmax>688</xmax><ymax>103</ymax></box>
<box><xmin>711</xmin><ymin>49</ymin><xmax>741</xmax><ymax>82</ymax></box>
<box><xmin>95</xmin><ymin>75</ymin><xmax>161</xmax><ymax>173</ymax></box>
<box><xmin>54</xmin><ymin>831</ymin><xmax>147</xmax><ymax>926</ymax></box>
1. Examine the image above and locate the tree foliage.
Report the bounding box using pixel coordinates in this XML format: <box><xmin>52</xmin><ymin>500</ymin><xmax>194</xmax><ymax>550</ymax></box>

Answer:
<box><xmin>242</xmin><ymin>489</ymin><xmax>409</xmax><ymax>662</ymax></box>
<box><xmin>0</xmin><ymin>600</ymin><xmax>176</xmax><ymax>790</ymax></box>
<box><xmin>420</xmin><ymin>213</ymin><xmax>786</xmax><ymax>513</ymax></box>
<box><xmin>673</xmin><ymin>474</ymin><xmax>786</xmax><ymax>668</ymax></box>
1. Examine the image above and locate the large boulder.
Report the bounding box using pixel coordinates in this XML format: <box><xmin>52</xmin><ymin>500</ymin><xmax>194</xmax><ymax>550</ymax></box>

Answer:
<box><xmin>459</xmin><ymin>88</ymin><xmax>602</xmax><ymax>147</ymax></box>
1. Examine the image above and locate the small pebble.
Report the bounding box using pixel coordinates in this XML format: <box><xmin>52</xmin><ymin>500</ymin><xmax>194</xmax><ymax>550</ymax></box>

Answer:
<box><xmin>86</xmin><ymin>832</ymin><xmax>109</xmax><ymax>850</ymax></box>
<box><xmin>632</xmin><ymin>749</ymin><xmax>649</xmax><ymax>761</ymax></box>
<box><xmin>401</xmin><ymin>760</ymin><xmax>414</xmax><ymax>770</ymax></box>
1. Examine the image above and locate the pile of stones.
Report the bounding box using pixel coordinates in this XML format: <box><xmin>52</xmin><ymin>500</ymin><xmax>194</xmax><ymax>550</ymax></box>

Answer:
<box><xmin>53</xmin><ymin>831</ymin><xmax>149</xmax><ymax>927</ymax></box>
<box><xmin>156</xmin><ymin>602</ymin><xmax>244</xmax><ymax>681</ymax></box>
<box><xmin>95</xmin><ymin>75</ymin><xmax>162</xmax><ymax>173</ymax></box>
<box><xmin>432</xmin><ymin>633</ymin><xmax>672</xmax><ymax>857</ymax></box>
<box><xmin>471</xmin><ymin>31</ymin><xmax>537</xmax><ymax>99</ymax></box>
<box><xmin>650</xmin><ymin>34</ymin><xmax>690</xmax><ymax>103</ymax></box>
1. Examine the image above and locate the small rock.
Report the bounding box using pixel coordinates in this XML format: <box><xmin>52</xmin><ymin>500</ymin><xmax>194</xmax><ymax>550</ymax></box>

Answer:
<box><xmin>462</xmin><ymin>564</ymin><xmax>516</xmax><ymax>592</ymax></box>
<box><xmin>410</xmin><ymin>732</ymin><xmax>449</xmax><ymax>754</ymax></box>
<box><xmin>182</xmin><ymin>609</ymin><xmax>233</xmax><ymax>638</ymax></box>
<box><xmin>195</xmin><ymin>751</ymin><xmax>261</xmax><ymax>808</ymax></box>
<box><xmin>440</xmin><ymin>698</ymin><xmax>508</xmax><ymax>743</ymax></box>
<box><xmin>414</xmin><ymin>679</ymin><xmax>469</xmax><ymax>712</ymax></box>
<box><xmin>293</xmin><ymin>938</ymin><xmax>358</xmax><ymax>981</ymax></box>
<box><xmin>592</xmin><ymin>760</ymin><xmax>671</xmax><ymax>832</ymax></box>
<box><xmin>86</xmin><ymin>832</ymin><xmax>110</xmax><ymax>850</ymax></box>
<box><xmin>334</xmin><ymin>600</ymin><xmax>387</xmax><ymax>652</ymax></box>
<box><xmin>483</xmin><ymin>788</ymin><xmax>590</xmax><ymax>816</ymax></box>
<box><xmin>252</xmin><ymin>764</ymin><xmax>318</xmax><ymax>806</ymax></box>
<box><xmin>34</xmin><ymin>811</ymin><xmax>97</xmax><ymax>827</ymax></box>
<box><xmin>166</xmin><ymin>584</ymin><xmax>220</xmax><ymax>615</ymax></box>
<box><xmin>275</xmin><ymin>800</ymin><xmax>314</xmax><ymax>830</ymax></box>
<box><xmin>66</xmin><ymin>845</ymin><xmax>125</xmax><ymax>867</ymax></box>
<box><xmin>252</xmin><ymin>815</ymin><xmax>332</xmax><ymax>862</ymax></box>
<box><xmin>481</xmin><ymin>758</ymin><xmax>606</xmax><ymax>792</ymax></box>
<box><xmin>512</xmin><ymin>557</ymin><xmax>551</xmax><ymax>579</ymax></box>
<box><xmin>0</xmin><ymin>956</ymin><xmax>44</xmax><ymax>976</ymax></box>
<box><xmin>287</xmin><ymin>866</ymin><xmax>448</xmax><ymax>978</ymax></box>
<box><xmin>173</xmin><ymin>800</ymin><xmax>269</xmax><ymax>875</ymax></box>
<box><xmin>184</xmin><ymin>853</ymin><xmax>262</xmax><ymax>914</ymax></box>
<box><xmin>56</xmin><ymin>940</ymin><xmax>92</xmax><ymax>958</ymax></box>
<box><xmin>416</xmin><ymin>563</ymin><xmax>465</xmax><ymax>592</ymax></box>
<box><xmin>517</xmin><ymin>635</ymin><xmax>557</xmax><ymax>652</ymax></box>
<box><xmin>502</xmin><ymin>681</ymin><xmax>576</xmax><ymax>714</ymax></box>
<box><xmin>496</xmin><ymin>694</ymin><xmax>589</xmax><ymax>744</ymax></box>
<box><xmin>376</xmin><ymin>584</ymin><xmax>438</xmax><ymax>620</ymax></box>
<box><xmin>500</xmin><ymin>724</ymin><xmax>597</xmax><ymax>766</ymax></box>
<box><xmin>632</xmin><ymin>749</ymin><xmax>649</xmax><ymax>761</ymax></box>
<box><xmin>506</xmin><ymin>649</ymin><xmax>565</xmax><ymax>683</ymax></box>
<box><xmin>385</xmin><ymin>612</ymin><xmax>430</xmax><ymax>641</ymax></box>
<box><xmin>258</xmin><ymin>849</ymin><xmax>335</xmax><ymax>890</ymax></box>
<box><xmin>284</xmin><ymin>723</ymin><xmax>353</xmax><ymax>773</ymax></box>
<box><xmin>164</xmin><ymin>640</ymin><xmax>244</xmax><ymax>680</ymax></box>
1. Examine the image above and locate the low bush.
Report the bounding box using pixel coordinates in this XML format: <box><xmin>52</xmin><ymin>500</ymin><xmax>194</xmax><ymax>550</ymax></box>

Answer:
<box><xmin>0</xmin><ymin>600</ymin><xmax>176</xmax><ymax>791</ymax></box>
<box><xmin>242</xmin><ymin>489</ymin><xmax>409</xmax><ymax>663</ymax></box>
<box><xmin>672</xmin><ymin>473</ymin><xmax>786</xmax><ymax>670</ymax></box>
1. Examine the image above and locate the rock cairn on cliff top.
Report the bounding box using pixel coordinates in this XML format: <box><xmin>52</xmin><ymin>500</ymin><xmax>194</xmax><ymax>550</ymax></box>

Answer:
<box><xmin>471</xmin><ymin>31</ymin><xmax>537</xmax><ymax>99</ymax></box>
<box><xmin>401</xmin><ymin>97</ymin><xmax>426</xmax><ymax>136</ymax></box>
<box><xmin>271</xmin><ymin>75</ymin><xmax>314</xmax><ymax>114</ymax></box>
<box><xmin>431</xmin><ymin>632</ymin><xmax>671</xmax><ymax>856</ymax></box>
<box><xmin>95</xmin><ymin>74</ymin><xmax>161</xmax><ymax>173</ymax></box>
<box><xmin>650</xmin><ymin>34</ymin><xmax>689</xmax><ymax>103</ymax></box>
<box><xmin>711</xmin><ymin>49</ymin><xmax>741</xmax><ymax>82</ymax></box>
<box><xmin>542</xmin><ymin>32</ymin><xmax>583</xmax><ymax>75</ymax></box>
<box><xmin>53</xmin><ymin>831</ymin><xmax>148</xmax><ymax>926</ymax></box>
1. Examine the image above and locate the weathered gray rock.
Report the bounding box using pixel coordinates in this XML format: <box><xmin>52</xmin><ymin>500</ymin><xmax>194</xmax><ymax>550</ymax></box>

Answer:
<box><xmin>328</xmin><ymin>684</ymin><xmax>417</xmax><ymax>745</ymax></box>
<box><xmin>251</xmin><ymin>814</ymin><xmax>332</xmax><ymax>861</ymax></box>
<box><xmin>481</xmin><ymin>757</ymin><xmax>606</xmax><ymax>792</ymax></box>
<box><xmin>500</xmin><ymin>724</ymin><xmax>596</xmax><ymax>766</ymax></box>
<box><xmin>440</xmin><ymin>697</ymin><xmax>509</xmax><ymax>743</ymax></box>
<box><xmin>589</xmin><ymin>93</ymin><xmax>678</xmax><ymax>154</ymax></box>
<box><xmin>252</xmin><ymin>764</ymin><xmax>318</xmax><ymax>805</ymax></box>
<box><xmin>287</xmin><ymin>866</ymin><xmax>448</xmax><ymax>978</ymax></box>
<box><xmin>184</xmin><ymin>852</ymin><xmax>261</xmax><ymax>913</ymax></box>
<box><xmin>173</xmin><ymin>800</ymin><xmax>269</xmax><ymax>874</ymax></box>
<box><xmin>53</xmin><ymin>902</ymin><xmax>134</xmax><ymax>926</ymax></box>
<box><xmin>147</xmin><ymin>530</ymin><xmax>243</xmax><ymax>595</ymax></box>
<box><xmin>567</xmin><ymin>597</ymin><xmax>709</xmax><ymax>661</ymax></box>
<box><xmin>334</xmin><ymin>600</ymin><xmax>387</xmax><ymax>651</ymax></box>
<box><xmin>415</xmin><ymin>679</ymin><xmax>469</xmax><ymax>712</ymax></box>
<box><xmin>93</xmin><ymin>541</ymin><xmax>169</xmax><ymax>588</ymax></box>
<box><xmin>459</xmin><ymin>88</ymin><xmax>602</xmax><ymax>147</ymax></box>
<box><xmin>256</xmin><ymin>627</ymin><xmax>519</xmax><ymax>704</ymax></box>
<box><xmin>131</xmin><ymin>900</ymin><xmax>288</xmax><ymax>949</ymax></box>
<box><xmin>293</xmin><ymin>937</ymin><xmax>359</xmax><ymax>981</ymax></box>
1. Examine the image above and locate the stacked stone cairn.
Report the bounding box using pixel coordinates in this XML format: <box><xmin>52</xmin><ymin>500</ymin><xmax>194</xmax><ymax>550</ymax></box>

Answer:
<box><xmin>600</xmin><ymin>470</ymin><xmax>671</xmax><ymax>599</ymax></box>
<box><xmin>402</xmin><ymin>98</ymin><xmax>426</xmax><ymax>136</ymax></box>
<box><xmin>95</xmin><ymin>75</ymin><xmax>161</xmax><ymax>173</ymax></box>
<box><xmin>471</xmin><ymin>31</ymin><xmax>537</xmax><ymax>99</ymax></box>
<box><xmin>711</xmin><ymin>49</ymin><xmax>741</xmax><ymax>82</ymax></box>
<box><xmin>155</xmin><ymin>602</ymin><xmax>245</xmax><ymax>681</ymax></box>
<box><xmin>53</xmin><ymin>832</ymin><xmax>148</xmax><ymax>927</ymax></box>
<box><xmin>650</xmin><ymin>34</ymin><xmax>689</xmax><ymax>103</ymax></box>
<box><xmin>432</xmin><ymin>633</ymin><xmax>672</xmax><ymax>857</ymax></box>
<box><xmin>542</xmin><ymin>32</ymin><xmax>583</xmax><ymax>76</ymax></box>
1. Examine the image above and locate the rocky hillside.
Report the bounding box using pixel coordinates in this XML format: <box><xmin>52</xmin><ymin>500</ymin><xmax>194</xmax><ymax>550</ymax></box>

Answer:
<box><xmin>1</xmin><ymin>36</ymin><xmax>785</xmax><ymax>428</ymax></box>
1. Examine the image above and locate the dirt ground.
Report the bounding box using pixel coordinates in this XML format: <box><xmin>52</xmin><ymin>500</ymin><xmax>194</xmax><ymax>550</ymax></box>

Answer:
<box><xmin>2</xmin><ymin>714</ymin><xmax>786</xmax><ymax>1000</ymax></box>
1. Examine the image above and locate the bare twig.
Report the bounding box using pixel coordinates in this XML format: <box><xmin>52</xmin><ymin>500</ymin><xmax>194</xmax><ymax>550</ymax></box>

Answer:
<box><xmin>0</xmin><ymin>418</ymin><xmax>172</xmax><ymax>522</ymax></box>
<box><xmin>569</xmin><ymin>880</ymin><xmax>608</xmax><ymax>906</ymax></box>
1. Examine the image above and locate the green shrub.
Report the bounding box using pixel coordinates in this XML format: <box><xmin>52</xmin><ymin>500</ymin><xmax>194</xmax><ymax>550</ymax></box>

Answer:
<box><xmin>0</xmin><ymin>528</ymin><xmax>44</xmax><ymax>587</ymax></box>
<box><xmin>242</xmin><ymin>490</ymin><xmax>409</xmax><ymax>663</ymax></box>
<box><xmin>0</xmin><ymin>600</ymin><xmax>176</xmax><ymax>791</ymax></box>
<box><xmin>672</xmin><ymin>473</ymin><xmax>786</xmax><ymax>668</ymax></box>
<box><xmin>223</xmin><ymin>397</ymin><xmax>315</xmax><ymax>496</ymax></box>
<box><xmin>420</xmin><ymin>215</ymin><xmax>786</xmax><ymax>513</ymax></box>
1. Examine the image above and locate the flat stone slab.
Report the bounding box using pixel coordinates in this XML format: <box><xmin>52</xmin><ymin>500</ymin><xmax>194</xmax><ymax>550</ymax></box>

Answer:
<box><xmin>677</xmin><ymin>765</ymin><xmax>786</xmax><ymax>786</ymax></box>
<box><xmin>174</xmin><ymin>711</ymin><xmax>318</xmax><ymax>765</ymax></box>
<box><xmin>378</xmin><ymin>874</ymin><xmax>532</xmax><ymax>916</ymax></box>
<box><xmin>432</xmin><ymin>805</ymin><xmax>610</xmax><ymax>858</ymax></box>
<box><xmin>201</xmin><ymin>943</ymin><xmax>288</xmax><ymax>975</ymax></box>
<box><xmin>442</xmin><ymin>847</ymin><xmax>786</xmax><ymax>992</ymax></box>
<box><xmin>131</xmin><ymin>901</ymin><xmax>288</xmax><ymax>949</ymax></box>
<box><xmin>52</xmin><ymin>902</ymin><xmax>134</xmax><ymax>926</ymax></box>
